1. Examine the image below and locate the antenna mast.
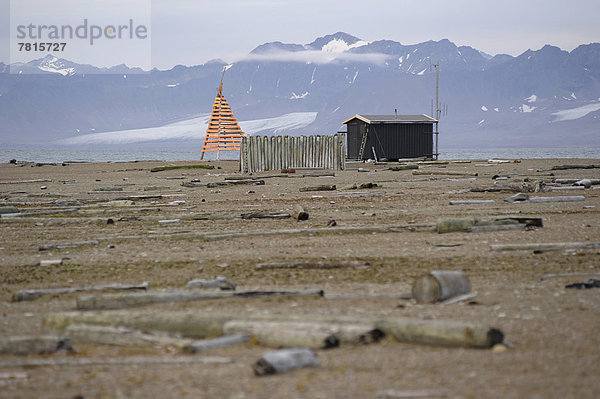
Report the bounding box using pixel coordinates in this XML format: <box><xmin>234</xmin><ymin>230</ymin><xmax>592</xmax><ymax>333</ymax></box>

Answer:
<box><xmin>433</xmin><ymin>62</ymin><xmax>440</xmax><ymax>160</ymax></box>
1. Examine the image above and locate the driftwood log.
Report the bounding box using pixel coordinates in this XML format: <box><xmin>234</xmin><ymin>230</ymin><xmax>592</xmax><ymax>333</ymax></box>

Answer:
<box><xmin>376</xmin><ymin>318</ymin><xmax>503</xmax><ymax>348</ymax></box>
<box><xmin>0</xmin><ymin>355</ymin><xmax>232</xmax><ymax>369</ymax></box>
<box><xmin>0</xmin><ymin>336</ymin><xmax>72</xmax><ymax>355</ymax></box>
<box><xmin>255</xmin><ymin>260</ymin><xmax>370</xmax><ymax>270</ymax></box>
<box><xmin>376</xmin><ymin>389</ymin><xmax>449</xmax><ymax>398</ymax></box>
<box><xmin>0</xmin><ymin>179</ymin><xmax>52</xmax><ymax>185</ymax></box>
<box><xmin>490</xmin><ymin>242</ymin><xmax>600</xmax><ymax>252</ymax></box>
<box><xmin>449</xmin><ymin>199</ymin><xmax>495</xmax><ymax>205</ymax></box>
<box><xmin>388</xmin><ymin>165</ymin><xmax>418</xmax><ymax>171</ymax></box>
<box><xmin>412</xmin><ymin>271</ymin><xmax>471</xmax><ymax>304</ymax></box>
<box><xmin>528</xmin><ymin>195</ymin><xmax>585</xmax><ymax>203</ymax></box>
<box><xmin>12</xmin><ymin>282</ymin><xmax>149</xmax><ymax>302</ymax></box>
<box><xmin>223</xmin><ymin>320</ymin><xmax>383</xmax><ymax>349</ymax></box>
<box><xmin>65</xmin><ymin>324</ymin><xmax>250</xmax><ymax>352</ymax></box>
<box><xmin>551</xmin><ymin>164</ymin><xmax>599</xmax><ymax>170</ymax></box>
<box><xmin>43</xmin><ymin>310</ymin><xmax>233</xmax><ymax>339</ymax></box>
<box><xmin>39</xmin><ymin>239</ymin><xmax>99</xmax><ymax>251</ymax></box>
<box><xmin>65</xmin><ymin>324</ymin><xmax>189</xmax><ymax>348</ymax></box>
<box><xmin>183</xmin><ymin>333</ymin><xmax>250</xmax><ymax>353</ymax></box>
<box><xmin>299</xmin><ymin>185</ymin><xmax>336</xmax><ymax>192</ymax></box>
<box><xmin>254</xmin><ymin>348</ymin><xmax>319</xmax><ymax>376</ymax></box>
<box><xmin>436</xmin><ymin>216</ymin><xmax>542</xmax><ymax>233</ymax></box>
<box><xmin>413</xmin><ymin>170</ymin><xmax>478</xmax><ymax>177</ymax></box>
<box><xmin>207</xmin><ymin>180</ymin><xmax>265</xmax><ymax>188</ymax></box>
<box><xmin>185</xmin><ymin>276</ymin><xmax>237</xmax><ymax>290</ymax></box>
<box><xmin>240</xmin><ymin>212</ymin><xmax>291</xmax><ymax>220</ymax></box>
<box><xmin>292</xmin><ymin>204</ymin><xmax>309</xmax><ymax>221</ymax></box>
<box><xmin>76</xmin><ymin>289</ymin><xmax>324</xmax><ymax>310</ymax></box>
<box><xmin>0</xmin><ymin>206</ymin><xmax>19</xmax><ymax>215</ymax></box>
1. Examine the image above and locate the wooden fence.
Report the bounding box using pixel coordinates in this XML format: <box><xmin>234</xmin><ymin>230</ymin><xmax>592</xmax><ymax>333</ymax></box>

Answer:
<box><xmin>240</xmin><ymin>134</ymin><xmax>346</xmax><ymax>173</ymax></box>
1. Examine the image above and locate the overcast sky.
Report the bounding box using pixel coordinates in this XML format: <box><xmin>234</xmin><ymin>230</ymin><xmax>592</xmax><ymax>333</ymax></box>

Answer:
<box><xmin>2</xmin><ymin>0</ymin><xmax>599</xmax><ymax>70</ymax></box>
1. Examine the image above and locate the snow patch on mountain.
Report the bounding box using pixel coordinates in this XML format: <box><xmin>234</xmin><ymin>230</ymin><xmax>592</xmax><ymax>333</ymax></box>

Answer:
<box><xmin>36</xmin><ymin>56</ymin><xmax>76</xmax><ymax>76</ymax></box>
<box><xmin>524</xmin><ymin>94</ymin><xmax>537</xmax><ymax>103</ymax></box>
<box><xmin>290</xmin><ymin>91</ymin><xmax>309</xmax><ymax>99</ymax></box>
<box><xmin>481</xmin><ymin>106</ymin><xmax>488</xmax><ymax>111</ymax></box>
<box><xmin>521</xmin><ymin>104</ymin><xmax>536</xmax><ymax>113</ymax></box>
<box><xmin>552</xmin><ymin>102</ymin><xmax>600</xmax><ymax>122</ymax></box>
<box><xmin>321</xmin><ymin>38</ymin><xmax>369</xmax><ymax>53</ymax></box>
<box><xmin>241</xmin><ymin>112</ymin><xmax>317</xmax><ymax>134</ymax></box>
<box><xmin>59</xmin><ymin>112</ymin><xmax>318</xmax><ymax>145</ymax></box>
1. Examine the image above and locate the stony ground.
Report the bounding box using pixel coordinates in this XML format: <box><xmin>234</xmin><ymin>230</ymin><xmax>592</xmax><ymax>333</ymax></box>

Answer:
<box><xmin>0</xmin><ymin>158</ymin><xmax>599</xmax><ymax>399</ymax></box>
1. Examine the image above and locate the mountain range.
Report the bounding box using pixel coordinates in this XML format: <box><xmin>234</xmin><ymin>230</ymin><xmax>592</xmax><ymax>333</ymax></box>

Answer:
<box><xmin>1</xmin><ymin>32</ymin><xmax>599</xmax><ymax>148</ymax></box>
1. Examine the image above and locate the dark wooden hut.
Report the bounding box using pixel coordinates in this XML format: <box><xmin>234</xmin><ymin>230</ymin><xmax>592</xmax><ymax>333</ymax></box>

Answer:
<box><xmin>342</xmin><ymin>114</ymin><xmax>437</xmax><ymax>160</ymax></box>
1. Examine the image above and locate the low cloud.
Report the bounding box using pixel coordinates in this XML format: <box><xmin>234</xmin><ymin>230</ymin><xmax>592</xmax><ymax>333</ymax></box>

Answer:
<box><xmin>237</xmin><ymin>49</ymin><xmax>389</xmax><ymax>65</ymax></box>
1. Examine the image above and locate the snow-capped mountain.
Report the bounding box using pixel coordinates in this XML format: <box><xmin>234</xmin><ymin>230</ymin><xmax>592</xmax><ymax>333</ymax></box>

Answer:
<box><xmin>7</xmin><ymin>54</ymin><xmax>146</xmax><ymax>76</ymax></box>
<box><xmin>1</xmin><ymin>32</ymin><xmax>599</xmax><ymax>148</ymax></box>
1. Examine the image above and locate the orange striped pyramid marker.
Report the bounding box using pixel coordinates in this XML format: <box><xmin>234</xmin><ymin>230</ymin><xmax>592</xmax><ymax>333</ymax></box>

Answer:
<box><xmin>201</xmin><ymin>67</ymin><xmax>245</xmax><ymax>160</ymax></box>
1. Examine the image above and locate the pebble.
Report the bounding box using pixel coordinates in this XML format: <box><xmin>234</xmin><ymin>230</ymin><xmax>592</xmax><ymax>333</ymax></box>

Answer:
<box><xmin>492</xmin><ymin>344</ymin><xmax>508</xmax><ymax>353</ymax></box>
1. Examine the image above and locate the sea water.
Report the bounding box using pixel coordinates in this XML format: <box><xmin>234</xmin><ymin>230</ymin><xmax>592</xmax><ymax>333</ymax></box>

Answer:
<box><xmin>0</xmin><ymin>146</ymin><xmax>598</xmax><ymax>163</ymax></box>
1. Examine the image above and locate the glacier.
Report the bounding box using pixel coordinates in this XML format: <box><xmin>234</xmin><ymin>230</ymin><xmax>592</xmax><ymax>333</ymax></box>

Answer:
<box><xmin>59</xmin><ymin>112</ymin><xmax>318</xmax><ymax>145</ymax></box>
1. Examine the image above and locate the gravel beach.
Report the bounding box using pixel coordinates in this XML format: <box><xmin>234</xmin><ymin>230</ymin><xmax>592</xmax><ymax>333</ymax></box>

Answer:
<box><xmin>1</xmin><ymin>158</ymin><xmax>599</xmax><ymax>399</ymax></box>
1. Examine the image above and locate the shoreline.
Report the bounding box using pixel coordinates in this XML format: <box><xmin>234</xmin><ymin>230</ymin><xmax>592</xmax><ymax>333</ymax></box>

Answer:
<box><xmin>1</xmin><ymin>158</ymin><xmax>599</xmax><ymax>399</ymax></box>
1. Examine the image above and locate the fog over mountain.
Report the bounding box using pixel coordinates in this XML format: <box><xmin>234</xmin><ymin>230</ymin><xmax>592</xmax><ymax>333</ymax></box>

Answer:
<box><xmin>1</xmin><ymin>32</ymin><xmax>599</xmax><ymax>148</ymax></box>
